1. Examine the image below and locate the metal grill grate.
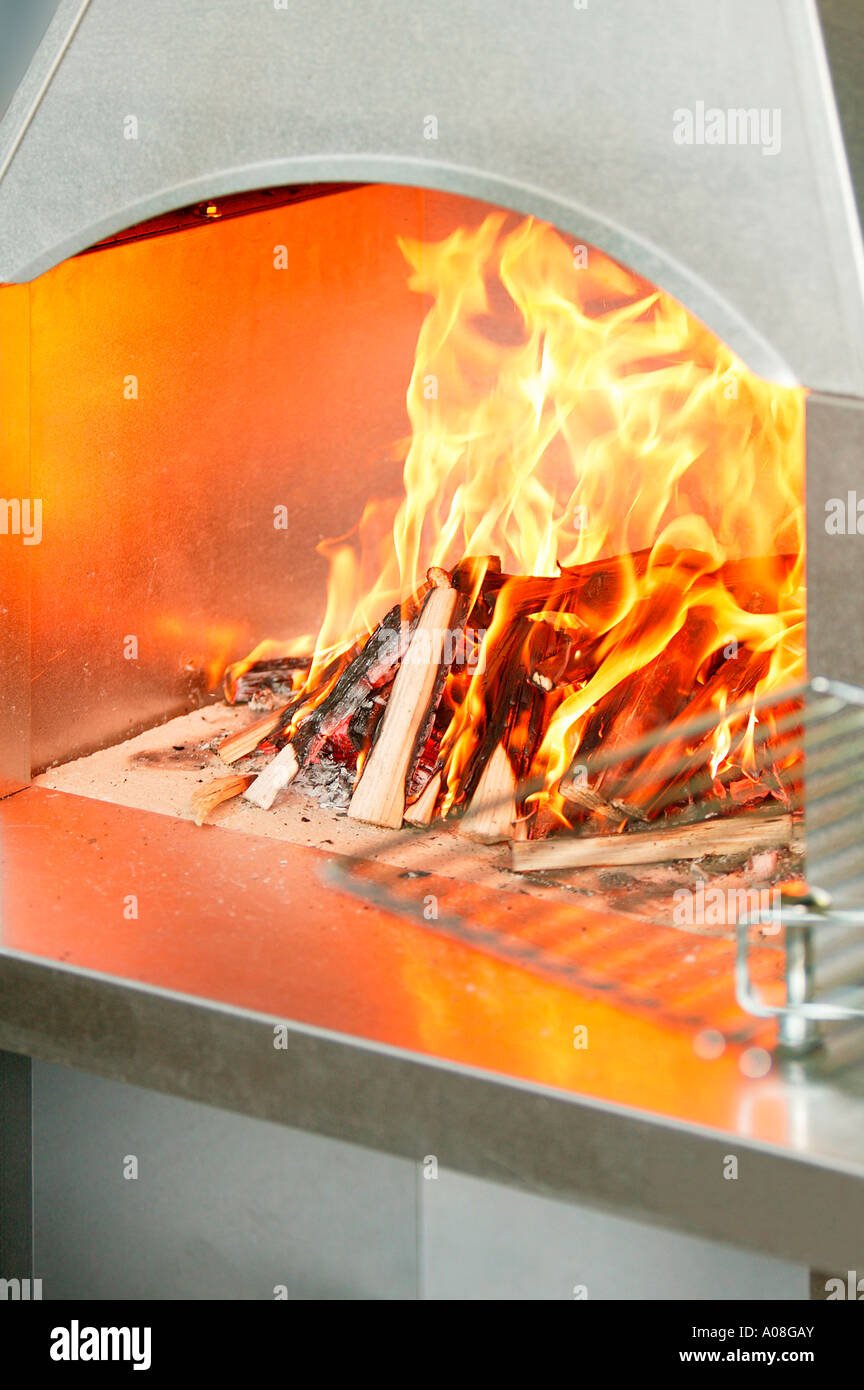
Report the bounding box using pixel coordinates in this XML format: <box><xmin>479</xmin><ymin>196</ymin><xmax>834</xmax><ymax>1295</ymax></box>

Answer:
<box><xmin>327</xmin><ymin>677</ymin><xmax>864</xmax><ymax>1054</ymax></box>
<box><xmin>326</xmin><ymin>848</ymin><xmax>782</xmax><ymax>1048</ymax></box>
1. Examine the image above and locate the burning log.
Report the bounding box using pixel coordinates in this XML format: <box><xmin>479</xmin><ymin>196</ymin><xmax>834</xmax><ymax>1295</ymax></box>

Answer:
<box><xmin>207</xmin><ymin>532</ymin><xmax>799</xmax><ymax>842</ymax></box>
<box><xmin>239</xmin><ymin>590</ymin><xmax>424</xmax><ymax>809</ymax></box>
<box><xmin>445</xmin><ymin>604</ymin><xmax>533</xmax><ymax>806</ymax></box>
<box><xmin>450</xmin><ymin>554</ymin><xmax>503</xmax><ymax>594</ymax></box>
<box><xmin>348</xmin><ymin>577</ymin><xmax>463</xmax><ymax>828</ymax></box>
<box><xmin>299</xmin><ymin>608</ymin><xmax>416</xmax><ymax>753</ymax></box>
<box><xmin>558</xmin><ymin>611</ymin><xmax>719</xmax><ymax>805</ymax></box>
<box><xmin>226</xmin><ymin>656</ymin><xmax>310</xmax><ymax>705</ymax></box>
<box><xmin>561</xmin><ymin>783</ymin><xmax>648</xmax><ymax>827</ymax></box>
<box><xmin>460</xmin><ymin>550</ymin><xmax>796</xmax><ymax>621</ymax></box>
<box><xmin>191</xmin><ymin>774</ymin><xmax>255</xmax><ymax>826</ymax></box>
<box><xmin>217</xmin><ymin>707</ymin><xmax>289</xmax><ymax>765</ymax></box>
<box><xmin>511</xmin><ymin>810</ymin><xmax>798</xmax><ymax>872</ymax></box>
<box><xmin>405</xmin><ymin>770</ymin><xmax>443</xmax><ymax>827</ymax></box>
<box><xmin>627</xmin><ymin>648</ymin><xmax>774</xmax><ymax>818</ymax></box>
<box><xmin>529</xmin><ymin>632</ymin><xmax>596</xmax><ymax>692</ymax></box>
<box><xmin>472</xmin><ymin>548</ymin><xmax>651</xmax><ymax>611</ymax></box>
<box><xmin>458</xmin><ymin>741</ymin><xmax>517</xmax><ymax>843</ymax></box>
<box><xmin>294</xmin><ymin>590</ymin><xmax>428</xmax><ymax>756</ymax></box>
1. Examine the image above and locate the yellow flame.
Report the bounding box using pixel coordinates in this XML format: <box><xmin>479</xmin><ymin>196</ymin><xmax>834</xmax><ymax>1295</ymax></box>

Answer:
<box><xmin>709</xmin><ymin>694</ymin><xmax>732</xmax><ymax>780</ymax></box>
<box><xmin>244</xmin><ymin>213</ymin><xmax>805</xmax><ymax>809</ymax></box>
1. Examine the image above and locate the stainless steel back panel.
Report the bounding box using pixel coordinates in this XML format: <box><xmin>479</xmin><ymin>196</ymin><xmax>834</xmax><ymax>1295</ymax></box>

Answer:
<box><xmin>0</xmin><ymin>0</ymin><xmax>863</xmax><ymax>392</ymax></box>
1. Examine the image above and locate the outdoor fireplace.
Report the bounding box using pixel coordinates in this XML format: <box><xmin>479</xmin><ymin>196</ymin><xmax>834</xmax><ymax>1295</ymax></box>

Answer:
<box><xmin>0</xmin><ymin>180</ymin><xmax>804</xmax><ymax>853</ymax></box>
<box><xmin>5</xmin><ymin>4</ymin><xmax>864</xmax><ymax>1305</ymax></box>
<box><xmin>1</xmin><ymin>0</ymin><xmax>864</xmax><ymax>1044</ymax></box>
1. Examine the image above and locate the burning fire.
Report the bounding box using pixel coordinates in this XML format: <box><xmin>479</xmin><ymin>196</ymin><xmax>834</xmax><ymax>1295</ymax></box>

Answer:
<box><xmin>225</xmin><ymin>212</ymin><xmax>805</xmax><ymax>828</ymax></box>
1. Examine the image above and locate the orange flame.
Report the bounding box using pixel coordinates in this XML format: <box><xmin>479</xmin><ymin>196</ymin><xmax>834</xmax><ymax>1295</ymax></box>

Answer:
<box><xmin>235</xmin><ymin>213</ymin><xmax>805</xmax><ymax>817</ymax></box>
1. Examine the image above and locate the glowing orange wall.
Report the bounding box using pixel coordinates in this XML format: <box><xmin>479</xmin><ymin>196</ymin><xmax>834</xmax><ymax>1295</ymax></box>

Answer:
<box><xmin>9</xmin><ymin>184</ymin><xmax>505</xmax><ymax>769</ymax></box>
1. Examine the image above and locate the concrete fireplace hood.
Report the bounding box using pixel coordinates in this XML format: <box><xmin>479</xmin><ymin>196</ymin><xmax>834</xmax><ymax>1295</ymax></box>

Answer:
<box><xmin>0</xmin><ymin>0</ymin><xmax>863</xmax><ymax>394</ymax></box>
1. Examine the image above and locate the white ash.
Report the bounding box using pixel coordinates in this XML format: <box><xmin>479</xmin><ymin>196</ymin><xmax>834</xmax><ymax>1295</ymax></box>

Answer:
<box><xmin>294</xmin><ymin>757</ymin><xmax>356</xmax><ymax>810</ymax></box>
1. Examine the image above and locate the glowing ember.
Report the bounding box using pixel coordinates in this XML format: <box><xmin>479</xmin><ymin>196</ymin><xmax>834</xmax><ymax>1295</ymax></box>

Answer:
<box><xmin>223</xmin><ymin>213</ymin><xmax>805</xmax><ymax>831</ymax></box>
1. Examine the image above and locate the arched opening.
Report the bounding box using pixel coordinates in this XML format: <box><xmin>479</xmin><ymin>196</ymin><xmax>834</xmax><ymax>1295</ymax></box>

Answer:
<box><xmin>6</xmin><ymin>181</ymin><xmax>803</xmax><ymax>895</ymax></box>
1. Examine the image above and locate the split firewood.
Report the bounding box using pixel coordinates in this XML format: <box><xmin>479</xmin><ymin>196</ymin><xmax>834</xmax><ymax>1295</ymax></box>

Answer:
<box><xmin>217</xmin><ymin>707</ymin><xmax>289</xmax><ymax>765</ymax></box>
<box><xmin>432</xmin><ymin>604</ymin><xmax>539</xmax><ymax>831</ymax></box>
<box><xmin>527</xmin><ymin>802</ymin><xmax>563</xmax><ymax>840</ymax></box>
<box><xmin>707</xmin><ymin>552</ymin><xmax>798</xmax><ymax>611</ymax></box>
<box><xmin>529</xmin><ymin>632</ymin><xmax>597</xmax><ymax>692</ymax></box>
<box><xmin>256</xmin><ymin>592</ymin><xmax>422</xmax><ymax>770</ymax></box>
<box><xmin>648</xmin><ymin>757</ymin><xmax>778</xmax><ymax>825</ymax></box>
<box><xmin>241</xmin><ymin>583</ymin><xmax>434</xmax><ymax>812</ymax></box>
<box><xmin>243</xmin><ymin>743</ymin><xmax>300</xmax><ymax>811</ymax></box>
<box><xmin>558</xmin><ymin>610</ymin><xmax>718</xmax><ymax>805</ymax></box>
<box><xmin>511</xmin><ymin>810</ymin><xmax>798</xmax><ymax>873</ymax></box>
<box><xmin>488</xmin><ymin>543</ymin><xmax>785</xmax><ymax>619</ymax></box>
<box><xmin>458</xmin><ymin>742</ymin><xmax>518</xmax><ymax>843</ymax></box>
<box><xmin>405</xmin><ymin>771</ymin><xmax>443</xmax><ymax>827</ymax></box>
<box><xmin>509</xmin><ymin>682</ymin><xmax>547</xmax><ymax>814</ymax></box>
<box><xmin>521</xmin><ymin>550</ymin><xmax>794</xmax><ymax>699</ymax></box>
<box><xmin>191</xmin><ymin>774</ymin><xmax>254</xmax><ymax>826</ymax></box>
<box><xmin>450</xmin><ymin>554</ymin><xmax>502</xmax><ymax>594</ymax></box>
<box><xmin>349</xmin><ymin>582</ymin><xmax>462</xmax><ymax>828</ymax></box>
<box><xmin>693</xmin><ymin>648</ymin><xmax>771</xmax><ymax>712</ymax></box>
<box><xmin>345</xmin><ymin>682</ymin><xmax>393</xmax><ymax>760</ymax></box>
<box><xmin>560</xmin><ymin>782</ymin><xmax>648</xmax><ymax>827</ymax></box>
<box><xmin>618</xmin><ymin>648</ymin><xmax>773</xmax><ymax>817</ymax></box>
<box><xmin>226</xmin><ymin>655</ymin><xmax>310</xmax><ymax>705</ymax></box>
<box><xmin>510</xmin><ymin>619</ymin><xmax>560</xmax><ymax>773</ymax></box>
<box><xmin>472</xmin><ymin>548</ymin><xmax>652</xmax><ymax>610</ymax></box>
<box><xmin>295</xmin><ymin>593</ymin><xmax>424</xmax><ymax>754</ymax></box>
<box><xmin>448</xmin><ymin>620</ymin><xmax>527</xmax><ymax>816</ymax></box>
<box><xmin>407</xmin><ymin>725</ymin><xmax>445</xmax><ymax>801</ymax></box>
<box><xmin>403</xmin><ymin>596</ymin><xmax>476</xmax><ymax>793</ymax></box>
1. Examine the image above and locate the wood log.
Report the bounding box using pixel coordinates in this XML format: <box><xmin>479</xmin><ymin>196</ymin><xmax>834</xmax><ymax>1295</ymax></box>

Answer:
<box><xmin>512</xmin><ymin>677</ymin><xmax>547</xmax><ymax>798</ymax></box>
<box><xmin>243</xmin><ymin>743</ymin><xmax>299</xmax><ymax>810</ymax></box>
<box><xmin>529</xmin><ymin>632</ymin><xmax>597</xmax><ymax>692</ymax></box>
<box><xmin>275</xmin><ymin>592</ymin><xmax>423</xmax><ymax>764</ymax></box>
<box><xmin>406</xmin><ymin>731</ymin><xmax>443</xmax><ymax>801</ymax></box>
<box><xmin>511</xmin><ymin>810</ymin><xmax>798</xmax><ymax>872</ymax></box>
<box><xmin>450</xmin><ymin>554</ymin><xmax>502</xmax><ymax>594</ymax></box>
<box><xmin>558</xmin><ymin>609</ymin><xmax>717</xmax><ymax>803</ymax></box>
<box><xmin>217</xmin><ymin>707</ymin><xmax>289</xmax><ymax>765</ymax></box>
<box><xmin>346</xmin><ymin>682</ymin><xmax>393</xmax><ymax>759</ymax></box>
<box><xmin>471</xmin><ymin>549</ymin><xmax>651</xmax><ymax>609</ymax></box>
<box><xmin>243</xmin><ymin>582</ymin><xmax>438</xmax><ymax>814</ymax></box>
<box><xmin>626</xmin><ymin>648</ymin><xmax>773</xmax><ymax>817</ymax></box>
<box><xmin>441</xmin><ymin>549</ymin><xmax>794</xmax><ymax>625</ymax></box>
<box><xmin>478</xmin><ymin>543</ymin><xmax>780</xmax><ymax>616</ymax></box>
<box><xmin>458</xmin><ymin>742</ymin><xmax>517</xmax><ymax>843</ymax></box>
<box><xmin>405</xmin><ymin>771</ymin><xmax>443</xmax><ymax>827</ymax></box>
<box><xmin>527</xmin><ymin>803</ymin><xmax>563</xmax><ymax>841</ymax></box>
<box><xmin>191</xmin><ymin>774</ymin><xmax>254</xmax><ymax>825</ymax></box>
<box><xmin>310</xmin><ymin>612</ymin><xmax>417</xmax><ymax>742</ymax></box>
<box><xmin>404</xmin><ymin>593</ymin><xmax>473</xmax><ymax>793</ymax></box>
<box><xmin>226</xmin><ymin>655</ymin><xmax>310</xmax><ymax>705</ymax></box>
<box><xmin>447</xmin><ymin>614</ymin><xmax>528</xmax><ymax>813</ymax></box>
<box><xmin>348</xmin><ymin>584</ymin><xmax>462</xmax><ymax>828</ymax></box>
<box><xmin>560</xmin><ymin>782</ymin><xmax>648</xmax><ymax>826</ymax></box>
<box><xmin>500</xmin><ymin>623</ymin><xmax>556</xmax><ymax>813</ymax></box>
